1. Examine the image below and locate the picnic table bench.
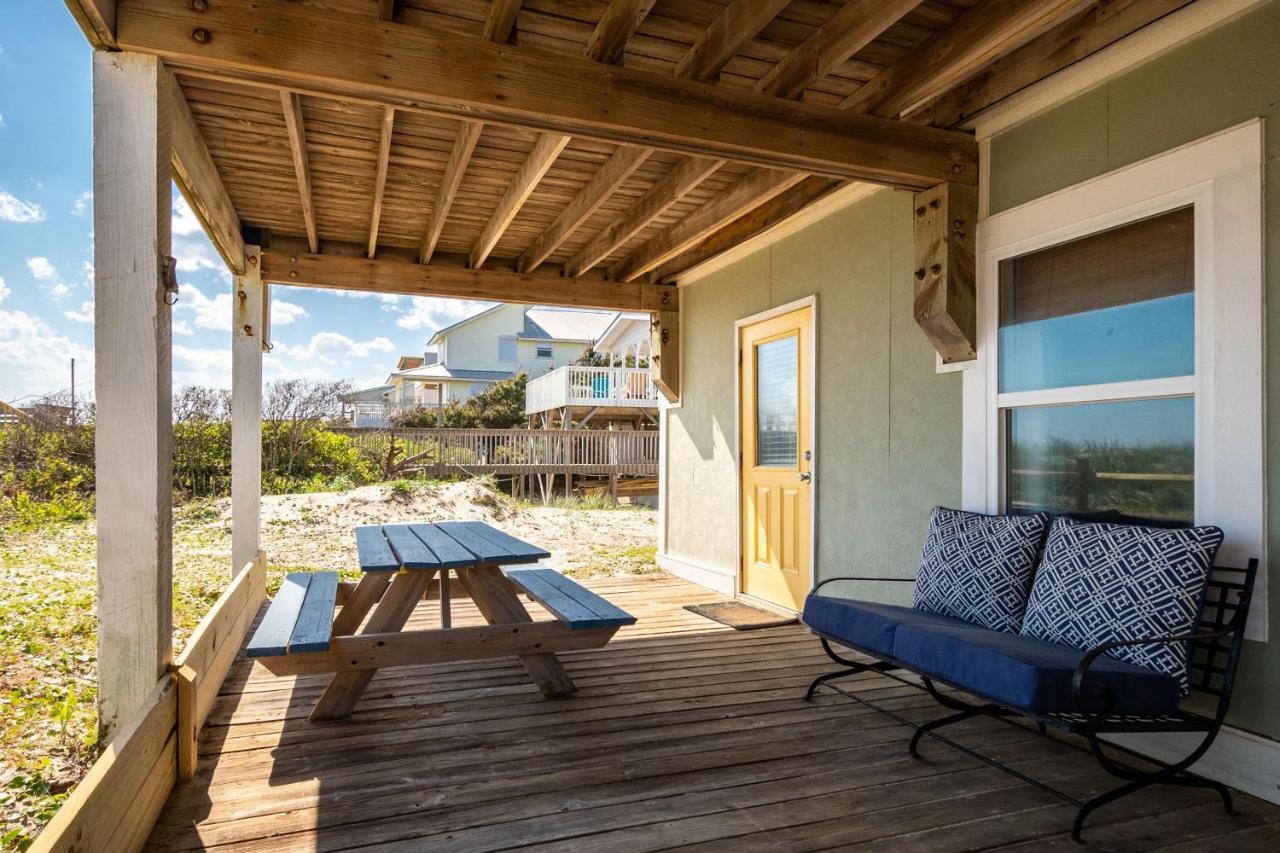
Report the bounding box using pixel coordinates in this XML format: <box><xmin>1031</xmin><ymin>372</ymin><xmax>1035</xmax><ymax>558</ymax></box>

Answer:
<box><xmin>244</xmin><ymin>520</ymin><xmax>635</xmax><ymax>720</ymax></box>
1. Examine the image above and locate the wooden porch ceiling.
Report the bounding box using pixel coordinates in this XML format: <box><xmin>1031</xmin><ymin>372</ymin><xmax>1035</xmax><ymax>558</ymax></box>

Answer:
<box><xmin>70</xmin><ymin>0</ymin><xmax>1197</xmax><ymax>307</ymax></box>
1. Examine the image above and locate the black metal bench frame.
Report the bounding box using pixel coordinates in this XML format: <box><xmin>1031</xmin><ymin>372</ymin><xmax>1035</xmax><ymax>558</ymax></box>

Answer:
<box><xmin>802</xmin><ymin>559</ymin><xmax>1258</xmax><ymax>843</ymax></box>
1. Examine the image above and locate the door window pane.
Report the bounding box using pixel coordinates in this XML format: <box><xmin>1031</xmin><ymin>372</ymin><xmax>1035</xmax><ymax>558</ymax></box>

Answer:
<box><xmin>755</xmin><ymin>335</ymin><xmax>798</xmax><ymax>467</ymax></box>
<box><xmin>1006</xmin><ymin>397</ymin><xmax>1194</xmax><ymax>524</ymax></box>
<box><xmin>999</xmin><ymin>207</ymin><xmax>1194</xmax><ymax>393</ymax></box>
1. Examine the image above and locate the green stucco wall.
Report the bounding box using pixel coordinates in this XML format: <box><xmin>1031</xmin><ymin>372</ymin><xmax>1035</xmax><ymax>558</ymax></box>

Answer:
<box><xmin>988</xmin><ymin>0</ymin><xmax>1280</xmax><ymax>739</ymax></box>
<box><xmin>663</xmin><ymin>189</ymin><xmax>962</xmax><ymax>598</ymax></box>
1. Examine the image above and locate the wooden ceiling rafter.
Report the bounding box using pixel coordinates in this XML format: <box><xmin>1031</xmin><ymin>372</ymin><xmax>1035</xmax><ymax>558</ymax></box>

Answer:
<box><xmin>611</xmin><ymin>0</ymin><xmax>925</xmax><ymax>284</ymax></box>
<box><xmin>469</xmin><ymin>0</ymin><xmax>658</xmax><ymax>270</ymax></box>
<box><xmin>278</xmin><ymin>89</ymin><xmax>318</xmax><ymax>253</ymax></box>
<box><xmin>366</xmin><ymin>105</ymin><xmax>395</xmax><ymax>258</ymax></box>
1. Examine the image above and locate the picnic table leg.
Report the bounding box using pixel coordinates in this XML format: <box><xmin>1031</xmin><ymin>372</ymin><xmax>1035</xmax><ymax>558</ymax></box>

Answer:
<box><xmin>310</xmin><ymin>570</ymin><xmax>436</xmax><ymax>721</ymax></box>
<box><xmin>440</xmin><ymin>570</ymin><xmax>451</xmax><ymax>629</ymax></box>
<box><xmin>331</xmin><ymin>571</ymin><xmax>394</xmax><ymax>636</ymax></box>
<box><xmin>459</xmin><ymin>565</ymin><xmax>576</xmax><ymax>699</ymax></box>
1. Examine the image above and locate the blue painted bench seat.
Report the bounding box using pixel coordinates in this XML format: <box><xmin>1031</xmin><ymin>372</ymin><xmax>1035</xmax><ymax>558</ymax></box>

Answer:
<box><xmin>245</xmin><ymin>571</ymin><xmax>339</xmax><ymax>658</ymax></box>
<box><xmin>504</xmin><ymin>568</ymin><xmax>636</xmax><ymax>630</ymax></box>
<box><xmin>803</xmin><ymin>594</ymin><xmax>1180</xmax><ymax>715</ymax></box>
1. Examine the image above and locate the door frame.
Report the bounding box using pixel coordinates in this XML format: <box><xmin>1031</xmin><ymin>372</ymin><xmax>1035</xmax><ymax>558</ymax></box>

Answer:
<box><xmin>734</xmin><ymin>295</ymin><xmax>818</xmax><ymax>613</ymax></box>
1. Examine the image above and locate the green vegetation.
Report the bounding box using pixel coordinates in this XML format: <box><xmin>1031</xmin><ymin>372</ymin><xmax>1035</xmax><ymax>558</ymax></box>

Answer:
<box><xmin>395</xmin><ymin>374</ymin><xmax>528</xmax><ymax>429</ymax></box>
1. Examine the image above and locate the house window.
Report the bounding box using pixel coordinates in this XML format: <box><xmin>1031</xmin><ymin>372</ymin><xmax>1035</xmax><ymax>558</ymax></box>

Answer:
<box><xmin>968</xmin><ymin>121</ymin><xmax>1264</xmax><ymax>637</ymax></box>
<box><xmin>498</xmin><ymin>336</ymin><xmax>516</xmax><ymax>362</ymax></box>
<box><xmin>999</xmin><ymin>208</ymin><xmax>1195</xmax><ymax>524</ymax></box>
<box><xmin>535</xmin><ymin>344</ymin><xmax>553</xmax><ymax>359</ymax></box>
<box><xmin>469</xmin><ymin>383</ymin><xmax>488</xmax><ymax>396</ymax></box>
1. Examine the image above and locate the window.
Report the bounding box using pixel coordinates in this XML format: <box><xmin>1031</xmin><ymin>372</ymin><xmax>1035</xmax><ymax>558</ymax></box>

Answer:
<box><xmin>536</xmin><ymin>344</ymin><xmax>553</xmax><ymax>359</ymax></box>
<box><xmin>498</xmin><ymin>336</ymin><xmax>516</xmax><ymax>362</ymax></box>
<box><xmin>755</xmin><ymin>335</ymin><xmax>799</xmax><ymax>466</ymax></box>
<box><xmin>469</xmin><ymin>383</ymin><xmax>488</xmax><ymax>396</ymax></box>
<box><xmin>967</xmin><ymin>122</ymin><xmax>1264</xmax><ymax>637</ymax></box>
<box><xmin>999</xmin><ymin>208</ymin><xmax>1195</xmax><ymax>524</ymax></box>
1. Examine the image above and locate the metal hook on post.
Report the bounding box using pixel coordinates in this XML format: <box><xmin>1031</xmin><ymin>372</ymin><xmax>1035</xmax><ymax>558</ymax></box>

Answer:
<box><xmin>162</xmin><ymin>256</ymin><xmax>180</xmax><ymax>306</ymax></box>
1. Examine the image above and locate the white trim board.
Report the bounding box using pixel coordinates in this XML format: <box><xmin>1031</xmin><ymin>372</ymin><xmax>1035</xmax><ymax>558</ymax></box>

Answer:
<box><xmin>966</xmin><ymin>119</ymin><xmax>1267</xmax><ymax>639</ymax></box>
<box><xmin>967</xmin><ymin>0</ymin><xmax>1272</xmax><ymax>140</ymax></box>
<box><xmin>1106</xmin><ymin>725</ymin><xmax>1280</xmax><ymax>806</ymax></box>
<box><xmin>656</xmin><ymin>551</ymin><xmax>736</xmax><ymax>597</ymax></box>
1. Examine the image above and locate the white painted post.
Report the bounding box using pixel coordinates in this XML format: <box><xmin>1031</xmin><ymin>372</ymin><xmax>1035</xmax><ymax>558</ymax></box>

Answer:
<box><xmin>231</xmin><ymin>246</ymin><xmax>263</xmax><ymax>575</ymax></box>
<box><xmin>93</xmin><ymin>52</ymin><xmax>174</xmax><ymax>739</ymax></box>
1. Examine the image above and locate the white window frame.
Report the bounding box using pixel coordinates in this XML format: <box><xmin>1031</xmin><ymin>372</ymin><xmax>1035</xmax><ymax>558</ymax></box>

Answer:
<box><xmin>535</xmin><ymin>344</ymin><xmax>553</xmax><ymax>359</ymax></box>
<box><xmin>964</xmin><ymin>120</ymin><xmax>1266</xmax><ymax>640</ymax></box>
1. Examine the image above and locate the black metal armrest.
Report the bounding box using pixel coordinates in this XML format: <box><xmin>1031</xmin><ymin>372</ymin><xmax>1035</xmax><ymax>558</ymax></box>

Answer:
<box><xmin>810</xmin><ymin>575</ymin><xmax>917</xmax><ymax>597</ymax></box>
<box><xmin>1070</xmin><ymin>625</ymin><xmax>1236</xmax><ymax>714</ymax></box>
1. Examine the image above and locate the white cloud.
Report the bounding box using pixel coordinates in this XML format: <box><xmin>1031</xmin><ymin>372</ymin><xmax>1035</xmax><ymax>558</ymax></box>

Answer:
<box><xmin>0</xmin><ymin>308</ymin><xmax>93</xmax><ymax>401</ymax></box>
<box><xmin>26</xmin><ymin>257</ymin><xmax>56</xmax><ymax>281</ymax></box>
<box><xmin>394</xmin><ymin>297</ymin><xmax>492</xmax><ymax>332</ymax></box>
<box><xmin>72</xmin><ymin>190</ymin><xmax>92</xmax><ymax>217</ymax></box>
<box><xmin>277</xmin><ymin>332</ymin><xmax>395</xmax><ymax>365</ymax></box>
<box><xmin>271</xmin><ymin>299</ymin><xmax>308</xmax><ymax>327</ymax></box>
<box><xmin>173</xmin><ymin>344</ymin><xmax>232</xmax><ymax>389</ymax></box>
<box><xmin>0</xmin><ymin>276</ymin><xmax>9</xmax><ymax>306</ymax></box>
<box><xmin>64</xmin><ymin>300</ymin><xmax>94</xmax><ymax>323</ymax></box>
<box><xmin>0</xmin><ymin>189</ymin><xmax>45</xmax><ymax>223</ymax></box>
<box><xmin>172</xmin><ymin>195</ymin><xmax>202</xmax><ymax>236</ymax></box>
<box><xmin>173</xmin><ymin>319</ymin><xmax>194</xmax><ymax>336</ymax></box>
<box><xmin>179</xmin><ymin>283</ymin><xmax>307</xmax><ymax>331</ymax></box>
<box><xmin>45</xmin><ymin>282</ymin><xmax>70</xmax><ymax>301</ymax></box>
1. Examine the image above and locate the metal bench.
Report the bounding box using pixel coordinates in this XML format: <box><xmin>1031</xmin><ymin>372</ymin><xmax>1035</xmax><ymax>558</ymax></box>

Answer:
<box><xmin>505</xmin><ymin>567</ymin><xmax>637</xmax><ymax>631</ymax></box>
<box><xmin>244</xmin><ymin>571</ymin><xmax>339</xmax><ymax>658</ymax></box>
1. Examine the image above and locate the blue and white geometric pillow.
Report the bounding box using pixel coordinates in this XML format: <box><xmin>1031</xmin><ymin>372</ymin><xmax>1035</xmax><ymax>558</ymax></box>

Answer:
<box><xmin>1020</xmin><ymin>517</ymin><xmax>1224</xmax><ymax>695</ymax></box>
<box><xmin>912</xmin><ymin>507</ymin><xmax>1049</xmax><ymax>633</ymax></box>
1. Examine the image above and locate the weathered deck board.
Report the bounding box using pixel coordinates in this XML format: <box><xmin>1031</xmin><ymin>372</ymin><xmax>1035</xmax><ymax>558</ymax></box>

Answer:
<box><xmin>147</xmin><ymin>574</ymin><xmax>1280</xmax><ymax>851</ymax></box>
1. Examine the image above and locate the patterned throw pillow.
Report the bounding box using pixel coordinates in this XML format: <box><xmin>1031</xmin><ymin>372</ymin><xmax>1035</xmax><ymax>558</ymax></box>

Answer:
<box><xmin>1020</xmin><ymin>517</ymin><xmax>1225</xmax><ymax>695</ymax></box>
<box><xmin>912</xmin><ymin>507</ymin><xmax>1049</xmax><ymax>633</ymax></box>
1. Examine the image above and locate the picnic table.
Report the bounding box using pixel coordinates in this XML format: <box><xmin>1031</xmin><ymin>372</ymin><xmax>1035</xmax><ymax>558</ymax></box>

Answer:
<box><xmin>243</xmin><ymin>520</ymin><xmax>635</xmax><ymax>720</ymax></box>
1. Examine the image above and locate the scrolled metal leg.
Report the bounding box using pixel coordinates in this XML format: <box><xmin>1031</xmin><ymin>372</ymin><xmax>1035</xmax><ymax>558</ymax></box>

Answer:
<box><xmin>804</xmin><ymin>668</ymin><xmax>862</xmax><ymax>701</ymax></box>
<box><xmin>908</xmin><ymin>708</ymin><xmax>982</xmax><ymax>758</ymax></box>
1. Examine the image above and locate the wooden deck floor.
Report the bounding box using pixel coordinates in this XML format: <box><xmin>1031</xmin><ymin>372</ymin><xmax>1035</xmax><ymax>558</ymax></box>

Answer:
<box><xmin>149</xmin><ymin>574</ymin><xmax>1280</xmax><ymax>852</ymax></box>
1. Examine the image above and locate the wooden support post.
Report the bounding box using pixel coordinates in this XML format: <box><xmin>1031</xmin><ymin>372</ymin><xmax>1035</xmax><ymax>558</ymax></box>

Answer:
<box><xmin>231</xmin><ymin>245</ymin><xmax>263</xmax><ymax>576</ymax></box>
<box><xmin>650</xmin><ymin>306</ymin><xmax>680</xmax><ymax>403</ymax></box>
<box><xmin>92</xmin><ymin>51</ymin><xmax>174</xmax><ymax>739</ymax></box>
<box><xmin>912</xmin><ymin>182</ymin><xmax>978</xmax><ymax>363</ymax></box>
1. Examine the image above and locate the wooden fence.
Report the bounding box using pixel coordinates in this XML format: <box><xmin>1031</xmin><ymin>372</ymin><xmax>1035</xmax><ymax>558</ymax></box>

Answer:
<box><xmin>335</xmin><ymin>427</ymin><xmax>659</xmax><ymax>477</ymax></box>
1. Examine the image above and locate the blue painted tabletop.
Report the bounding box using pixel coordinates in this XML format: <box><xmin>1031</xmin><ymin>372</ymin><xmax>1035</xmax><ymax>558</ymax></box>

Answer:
<box><xmin>355</xmin><ymin>520</ymin><xmax>550</xmax><ymax>573</ymax></box>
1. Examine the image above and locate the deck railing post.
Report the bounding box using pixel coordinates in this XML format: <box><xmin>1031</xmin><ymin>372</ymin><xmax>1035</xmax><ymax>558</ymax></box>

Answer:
<box><xmin>231</xmin><ymin>245</ymin><xmax>263</xmax><ymax>576</ymax></box>
<box><xmin>92</xmin><ymin>51</ymin><xmax>174</xmax><ymax>739</ymax></box>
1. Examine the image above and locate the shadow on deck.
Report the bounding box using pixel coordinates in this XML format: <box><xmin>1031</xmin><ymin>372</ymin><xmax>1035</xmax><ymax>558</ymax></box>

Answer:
<box><xmin>147</xmin><ymin>575</ymin><xmax>1280</xmax><ymax>851</ymax></box>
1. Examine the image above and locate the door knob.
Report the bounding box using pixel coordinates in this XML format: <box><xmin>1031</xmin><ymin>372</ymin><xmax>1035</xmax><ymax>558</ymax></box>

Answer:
<box><xmin>799</xmin><ymin>472</ymin><xmax>812</xmax><ymax>482</ymax></box>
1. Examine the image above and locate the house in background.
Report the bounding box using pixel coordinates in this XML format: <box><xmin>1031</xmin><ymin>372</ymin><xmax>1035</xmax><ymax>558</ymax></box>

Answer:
<box><xmin>343</xmin><ymin>304</ymin><xmax>617</xmax><ymax>425</ymax></box>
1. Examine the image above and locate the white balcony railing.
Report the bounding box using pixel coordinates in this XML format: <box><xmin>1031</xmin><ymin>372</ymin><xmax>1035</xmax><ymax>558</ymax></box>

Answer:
<box><xmin>525</xmin><ymin>366</ymin><xmax>657</xmax><ymax>414</ymax></box>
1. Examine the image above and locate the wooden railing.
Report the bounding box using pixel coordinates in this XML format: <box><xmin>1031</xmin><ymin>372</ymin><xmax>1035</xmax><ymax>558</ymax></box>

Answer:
<box><xmin>334</xmin><ymin>427</ymin><xmax>659</xmax><ymax>476</ymax></box>
<box><xmin>33</xmin><ymin>554</ymin><xmax>268</xmax><ymax>852</ymax></box>
<box><xmin>525</xmin><ymin>366</ymin><xmax>657</xmax><ymax>414</ymax></box>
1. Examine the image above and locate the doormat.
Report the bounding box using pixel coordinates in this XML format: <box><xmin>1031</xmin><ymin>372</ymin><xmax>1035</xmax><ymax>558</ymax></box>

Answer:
<box><xmin>684</xmin><ymin>601</ymin><xmax>797</xmax><ymax>630</ymax></box>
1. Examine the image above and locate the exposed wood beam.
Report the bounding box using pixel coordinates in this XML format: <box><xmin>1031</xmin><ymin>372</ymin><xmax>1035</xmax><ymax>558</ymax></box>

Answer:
<box><xmin>909</xmin><ymin>0</ymin><xmax>1194</xmax><ymax>128</ymax></box>
<box><xmin>610</xmin><ymin>169</ymin><xmax>808</xmax><ymax>282</ymax></box>
<box><xmin>482</xmin><ymin>0</ymin><xmax>524</xmax><ymax>43</ymax></box>
<box><xmin>470</xmin><ymin>132</ymin><xmax>571</xmax><ymax>269</ymax></box>
<box><xmin>674</xmin><ymin>0</ymin><xmax>792</xmax><ymax>82</ymax></box>
<box><xmin>587</xmin><ymin>0</ymin><xmax>659</xmax><ymax>65</ymax></box>
<box><xmin>652</xmin><ymin>176</ymin><xmax>844</xmax><ymax>283</ymax></box>
<box><xmin>650</xmin><ymin>307</ymin><xmax>679</xmax><ymax>402</ymax></box>
<box><xmin>114</xmin><ymin>0</ymin><xmax>978</xmax><ymax>187</ymax></box>
<box><xmin>165</xmin><ymin>70</ymin><xmax>245</xmax><ymax>275</ymax></box>
<box><xmin>278</xmin><ymin>90</ymin><xmax>319</xmax><ymax>253</ymax></box>
<box><xmin>420</xmin><ymin>120</ymin><xmax>482</xmax><ymax>264</ymax></box>
<box><xmin>840</xmin><ymin>0</ymin><xmax>1092</xmax><ymax>117</ymax></box>
<box><xmin>563</xmin><ymin>156</ymin><xmax>723</xmax><ymax>278</ymax></box>
<box><xmin>367</xmin><ymin>106</ymin><xmax>395</xmax><ymax>258</ymax></box>
<box><xmin>517</xmin><ymin>145</ymin><xmax>650</xmax><ymax>273</ymax></box>
<box><xmin>757</xmin><ymin>0</ymin><xmax>923</xmax><ymax>98</ymax></box>
<box><xmin>502</xmin><ymin>0</ymin><xmax>659</xmax><ymax>273</ymax></box>
<box><xmin>262</xmin><ymin>239</ymin><xmax>679</xmax><ymax>313</ymax></box>
<box><xmin>912</xmin><ymin>182</ymin><xmax>978</xmax><ymax>361</ymax></box>
<box><xmin>378</xmin><ymin>0</ymin><xmax>397</xmax><ymax>22</ymax></box>
<box><xmin>231</xmin><ymin>245</ymin><xmax>263</xmax><ymax>575</ymax></box>
<box><xmin>64</xmin><ymin>0</ymin><xmax>117</xmax><ymax>49</ymax></box>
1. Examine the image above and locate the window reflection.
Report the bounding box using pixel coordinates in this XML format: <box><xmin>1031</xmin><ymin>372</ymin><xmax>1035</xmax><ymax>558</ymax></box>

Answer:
<box><xmin>756</xmin><ymin>335</ymin><xmax>798</xmax><ymax>467</ymax></box>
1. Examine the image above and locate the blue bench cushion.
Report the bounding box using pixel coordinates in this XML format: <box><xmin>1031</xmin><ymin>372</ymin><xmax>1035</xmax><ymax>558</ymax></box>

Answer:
<box><xmin>1021</xmin><ymin>518</ymin><xmax>1224</xmax><ymax>696</ymax></box>
<box><xmin>913</xmin><ymin>507</ymin><xmax>1049</xmax><ymax>634</ymax></box>
<box><xmin>894</xmin><ymin>621</ymin><xmax>1181</xmax><ymax>715</ymax></box>
<box><xmin>802</xmin><ymin>595</ymin><xmax>978</xmax><ymax>658</ymax></box>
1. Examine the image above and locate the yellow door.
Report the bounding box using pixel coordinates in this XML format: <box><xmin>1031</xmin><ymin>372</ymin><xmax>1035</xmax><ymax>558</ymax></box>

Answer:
<box><xmin>740</xmin><ymin>305</ymin><xmax>813</xmax><ymax>611</ymax></box>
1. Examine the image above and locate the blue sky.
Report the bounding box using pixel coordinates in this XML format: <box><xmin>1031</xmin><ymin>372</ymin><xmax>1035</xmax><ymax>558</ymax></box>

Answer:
<box><xmin>0</xmin><ymin>5</ymin><xmax>492</xmax><ymax>405</ymax></box>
